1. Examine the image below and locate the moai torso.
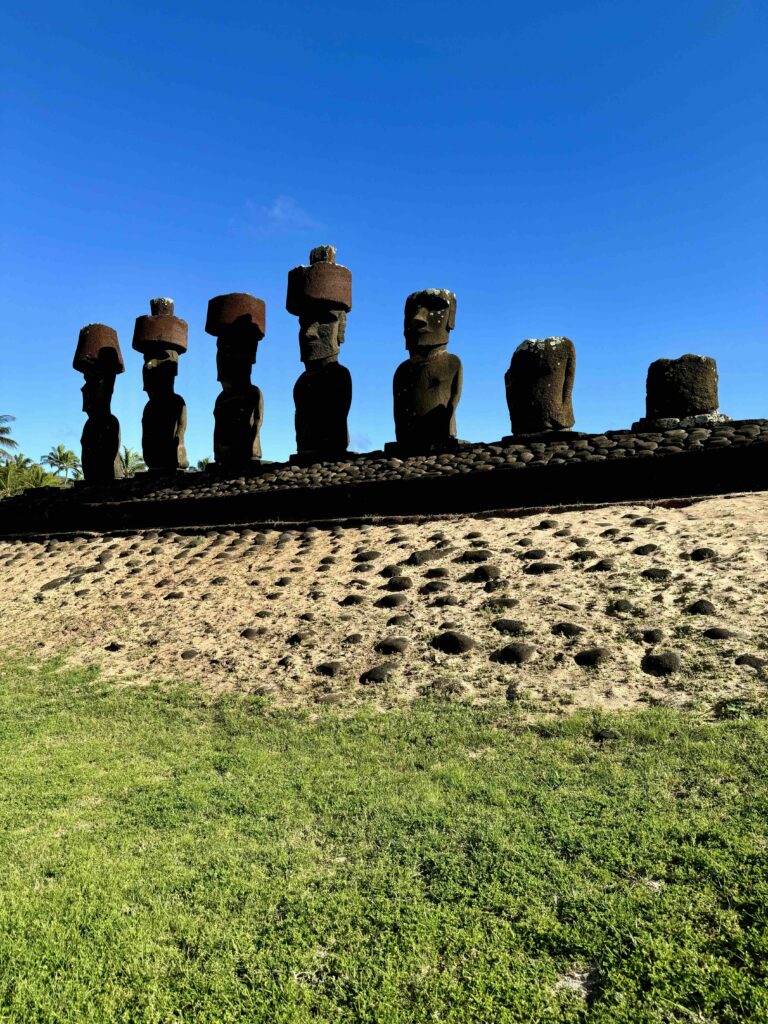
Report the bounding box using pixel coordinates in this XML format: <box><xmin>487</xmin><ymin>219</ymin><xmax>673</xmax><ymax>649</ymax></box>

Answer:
<box><xmin>394</xmin><ymin>350</ymin><xmax>463</xmax><ymax>447</ymax></box>
<box><xmin>81</xmin><ymin>415</ymin><xmax>124</xmax><ymax>482</ymax></box>
<box><xmin>505</xmin><ymin>337</ymin><xmax>576</xmax><ymax>435</ymax></box>
<box><xmin>142</xmin><ymin>394</ymin><xmax>187</xmax><ymax>470</ymax></box>
<box><xmin>294</xmin><ymin>361</ymin><xmax>352</xmax><ymax>455</ymax></box>
<box><xmin>214</xmin><ymin>385</ymin><xmax>264</xmax><ymax>465</ymax></box>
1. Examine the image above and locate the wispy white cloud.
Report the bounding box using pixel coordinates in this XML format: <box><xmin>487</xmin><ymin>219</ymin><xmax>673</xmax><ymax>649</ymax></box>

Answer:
<box><xmin>237</xmin><ymin>196</ymin><xmax>324</xmax><ymax>236</ymax></box>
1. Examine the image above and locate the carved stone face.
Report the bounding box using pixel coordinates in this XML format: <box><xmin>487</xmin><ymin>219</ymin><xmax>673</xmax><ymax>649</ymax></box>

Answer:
<box><xmin>217</xmin><ymin>348</ymin><xmax>255</xmax><ymax>394</ymax></box>
<box><xmin>81</xmin><ymin>373</ymin><xmax>114</xmax><ymax>416</ymax></box>
<box><xmin>143</xmin><ymin>348</ymin><xmax>178</xmax><ymax>398</ymax></box>
<box><xmin>298</xmin><ymin>306</ymin><xmax>346</xmax><ymax>365</ymax></box>
<box><xmin>404</xmin><ymin>290</ymin><xmax>456</xmax><ymax>355</ymax></box>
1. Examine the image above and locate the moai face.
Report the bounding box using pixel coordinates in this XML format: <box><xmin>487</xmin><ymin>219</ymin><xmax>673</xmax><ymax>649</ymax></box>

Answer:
<box><xmin>298</xmin><ymin>305</ymin><xmax>347</xmax><ymax>365</ymax></box>
<box><xmin>81</xmin><ymin>373</ymin><xmax>114</xmax><ymax>416</ymax></box>
<box><xmin>143</xmin><ymin>349</ymin><xmax>179</xmax><ymax>398</ymax></box>
<box><xmin>216</xmin><ymin>339</ymin><xmax>257</xmax><ymax>395</ymax></box>
<box><xmin>404</xmin><ymin>289</ymin><xmax>456</xmax><ymax>357</ymax></box>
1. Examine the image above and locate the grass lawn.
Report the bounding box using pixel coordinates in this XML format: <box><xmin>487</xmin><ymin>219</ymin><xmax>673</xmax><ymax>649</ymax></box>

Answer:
<box><xmin>0</xmin><ymin>659</ymin><xmax>766</xmax><ymax>1023</ymax></box>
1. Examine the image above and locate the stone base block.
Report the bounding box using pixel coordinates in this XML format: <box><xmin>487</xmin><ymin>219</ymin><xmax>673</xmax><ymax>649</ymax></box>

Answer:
<box><xmin>631</xmin><ymin>413</ymin><xmax>731</xmax><ymax>433</ymax></box>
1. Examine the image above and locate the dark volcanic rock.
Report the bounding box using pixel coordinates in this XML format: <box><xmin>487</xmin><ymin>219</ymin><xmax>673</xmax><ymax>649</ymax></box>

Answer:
<box><xmin>491</xmin><ymin>642</ymin><xmax>535</xmax><ymax>665</ymax></box>
<box><xmin>641</xmin><ymin>567</ymin><xmax>671</xmax><ymax>582</ymax></box>
<box><xmin>685</xmin><ymin>599</ymin><xmax>716</xmax><ymax>615</ymax></box>
<box><xmin>690</xmin><ymin>547</ymin><xmax>717</xmax><ymax>561</ymax></box>
<box><xmin>384</xmin><ymin>576</ymin><xmax>413</xmax><ymax>592</ymax></box>
<box><xmin>523</xmin><ymin>562</ymin><xmax>561</xmax><ymax>575</ymax></box>
<box><xmin>575</xmin><ymin>647</ymin><xmax>611</xmax><ymax>667</ymax></box>
<box><xmin>316</xmin><ymin>661</ymin><xmax>343</xmax><ymax>677</ymax></box>
<box><xmin>735</xmin><ymin>654</ymin><xmax>765</xmax><ymax>669</ymax></box>
<box><xmin>491</xmin><ymin>618</ymin><xmax>527</xmax><ymax>636</ymax></box>
<box><xmin>375</xmin><ymin>636</ymin><xmax>409</xmax><ymax>655</ymax></box>
<box><xmin>703</xmin><ymin>627</ymin><xmax>734</xmax><ymax>640</ymax></box>
<box><xmin>642</xmin><ymin>651</ymin><xmax>681</xmax><ymax>676</ymax></box>
<box><xmin>552</xmin><ymin>622</ymin><xmax>585</xmax><ymax>638</ymax></box>
<box><xmin>642</xmin><ymin>628</ymin><xmax>665</xmax><ymax>644</ymax></box>
<box><xmin>360</xmin><ymin>663</ymin><xmax>398</xmax><ymax>684</ymax></box>
<box><xmin>431</xmin><ymin>631</ymin><xmax>475</xmax><ymax>655</ymax></box>
<box><xmin>376</xmin><ymin>594</ymin><xmax>409</xmax><ymax>609</ymax></box>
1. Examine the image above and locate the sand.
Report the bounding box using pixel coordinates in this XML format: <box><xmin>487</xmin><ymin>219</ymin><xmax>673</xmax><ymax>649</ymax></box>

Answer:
<box><xmin>1</xmin><ymin>492</ymin><xmax>766</xmax><ymax>714</ymax></box>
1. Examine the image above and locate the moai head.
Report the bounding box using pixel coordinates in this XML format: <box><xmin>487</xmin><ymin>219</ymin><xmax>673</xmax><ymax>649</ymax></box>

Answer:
<box><xmin>205</xmin><ymin>293</ymin><xmax>266</xmax><ymax>394</ymax></box>
<box><xmin>505</xmin><ymin>337</ymin><xmax>576</xmax><ymax>435</ymax></box>
<box><xmin>142</xmin><ymin>348</ymin><xmax>179</xmax><ymax>398</ymax></box>
<box><xmin>286</xmin><ymin>246</ymin><xmax>352</xmax><ymax>366</ymax></box>
<box><xmin>81</xmin><ymin>372</ymin><xmax>115</xmax><ymax>416</ymax></box>
<box><xmin>74</xmin><ymin>323</ymin><xmax>124</xmax><ymax>416</ymax></box>
<box><xmin>404</xmin><ymin>289</ymin><xmax>456</xmax><ymax>357</ymax></box>
<box><xmin>645</xmin><ymin>355</ymin><xmax>719</xmax><ymax>421</ymax></box>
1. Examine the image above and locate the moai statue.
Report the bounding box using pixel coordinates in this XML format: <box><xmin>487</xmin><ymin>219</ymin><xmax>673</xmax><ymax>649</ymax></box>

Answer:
<box><xmin>132</xmin><ymin>298</ymin><xmax>188</xmax><ymax>471</ymax></box>
<box><xmin>205</xmin><ymin>293</ymin><xmax>266</xmax><ymax>470</ymax></box>
<box><xmin>505</xmin><ymin>337</ymin><xmax>576</xmax><ymax>436</ymax></box>
<box><xmin>73</xmin><ymin>323</ymin><xmax>125</xmax><ymax>482</ymax></box>
<box><xmin>391</xmin><ymin>289</ymin><xmax>463</xmax><ymax>451</ymax></box>
<box><xmin>286</xmin><ymin>245</ymin><xmax>352</xmax><ymax>461</ymax></box>
<box><xmin>632</xmin><ymin>354</ymin><xmax>729</xmax><ymax>430</ymax></box>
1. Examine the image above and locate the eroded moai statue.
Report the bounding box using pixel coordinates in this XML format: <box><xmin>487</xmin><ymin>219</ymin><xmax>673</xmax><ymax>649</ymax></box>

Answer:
<box><xmin>132</xmin><ymin>298</ymin><xmax>188</xmax><ymax>471</ymax></box>
<box><xmin>392</xmin><ymin>289</ymin><xmax>462</xmax><ymax>450</ymax></box>
<box><xmin>505</xmin><ymin>337</ymin><xmax>576</xmax><ymax>435</ymax></box>
<box><xmin>73</xmin><ymin>323</ymin><xmax>125</xmax><ymax>482</ymax></box>
<box><xmin>286</xmin><ymin>246</ymin><xmax>352</xmax><ymax>460</ymax></box>
<box><xmin>633</xmin><ymin>354</ymin><xmax>728</xmax><ymax>430</ymax></box>
<box><xmin>205</xmin><ymin>293</ymin><xmax>266</xmax><ymax>469</ymax></box>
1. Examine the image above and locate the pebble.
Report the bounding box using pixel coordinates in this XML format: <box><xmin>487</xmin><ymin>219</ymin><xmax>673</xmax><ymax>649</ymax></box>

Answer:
<box><xmin>642</xmin><ymin>651</ymin><xmax>681</xmax><ymax>676</ymax></box>
<box><xmin>575</xmin><ymin>647</ymin><xmax>611</xmax><ymax>667</ymax></box>
<box><xmin>491</xmin><ymin>642</ymin><xmax>535</xmax><ymax>665</ymax></box>
<box><xmin>431</xmin><ymin>631</ymin><xmax>475</xmax><ymax>655</ymax></box>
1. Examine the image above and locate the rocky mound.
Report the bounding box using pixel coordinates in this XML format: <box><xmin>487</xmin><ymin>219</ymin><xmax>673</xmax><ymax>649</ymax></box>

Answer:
<box><xmin>2</xmin><ymin>493</ymin><xmax>766</xmax><ymax>714</ymax></box>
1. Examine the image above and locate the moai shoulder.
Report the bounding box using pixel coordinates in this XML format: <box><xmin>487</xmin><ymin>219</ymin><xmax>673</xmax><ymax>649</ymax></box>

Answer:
<box><xmin>505</xmin><ymin>336</ymin><xmax>576</xmax><ymax>436</ymax></box>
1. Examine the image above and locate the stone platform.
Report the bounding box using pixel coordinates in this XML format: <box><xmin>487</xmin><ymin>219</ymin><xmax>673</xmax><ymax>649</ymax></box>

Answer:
<box><xmin>1</xmin><ymin>420</ymin><xmax>766</xmax><ymax>536</ymax></box>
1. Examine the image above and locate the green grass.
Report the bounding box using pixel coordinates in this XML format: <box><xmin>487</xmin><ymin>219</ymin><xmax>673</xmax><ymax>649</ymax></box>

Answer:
<box><xmin>0</xmin><ymin>659</ymin><xmax>767</xmax><ymax>1023</ymax></box>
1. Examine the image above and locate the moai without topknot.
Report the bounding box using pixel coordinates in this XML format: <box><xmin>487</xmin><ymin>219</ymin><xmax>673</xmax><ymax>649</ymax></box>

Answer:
<box><xmin>504</xmin><ymin>337</ymin><xmax>576</xmax><ymax>436</ymax></box>
<box><xmin>205</xmin><ymin>293</ymin><xmax>266</xmax><ymax>470</ymax></box>
<box><xmin>132</xmin><ymin>298</ymin><xmax>188</xmax><ymax>471</ymax></box>
<box><xmin>286</xmin><ymin>246</ymin><xmax>352</xmax><ymax>461</ymax></box>
<box><xmin>632</xmin><ymin>354</ymin><xmax>729</xmax><ymax>430</ymax></box>
<box><xmin>390</xmin><ymin>289</ymin><xmax>463</xmax><ymax>451</ymax></box>
<box><xmin>73</xmin><ymin>323</ymin><xmax>125</xmax><ymax>482</ymax></box>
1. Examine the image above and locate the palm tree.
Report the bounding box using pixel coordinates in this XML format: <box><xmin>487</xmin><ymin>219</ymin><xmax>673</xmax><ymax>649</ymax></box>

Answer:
<box><xmin>196</xmin><ymin>457</ymin><xmax>211</xmax><ymax>471</ymax></box>
<box><xmin>0</xmin><ymin>415</ymin><xmax>18</xmax><ymax>459</ymax></box>
<box><xmin>10</xmin><ymin>453</ymin><xmax>33</xmax><ymax>470</ymax></box>
<box><xmin>41</xmin><ymin>445</ymin><xmax>81</xmax><ymax>484</ymax></box>
<box><xmin>121</xmin><ymin>446</ymin><xmax>146</xmax><ymax>478</ymax></box>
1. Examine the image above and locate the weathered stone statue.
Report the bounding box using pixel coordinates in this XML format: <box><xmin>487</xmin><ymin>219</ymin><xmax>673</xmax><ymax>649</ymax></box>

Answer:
<box><xmin>73</xmin><ymin>323</ymin><xmax>125</xmax><ymax>482</ymax></box>
<box><xmin>632</xmin><ymin>354</ymin><xmax>729</xmax><ymax>430</ymax></box>
<box><xmin>132</xmin><ymin>298</ymin><xmax>188</xmax><ymax>471</ymax></box>
<box><xmin>505</xmin><ymin>337</ymin><xmax>576</xmax><ymax>435</ymax></box>
<box><xmin>205</xmin><ymin>293</ymin><xmax>266</xmax><ymax>470</ymax></box>
<box><xmin>286</xmin><ymin>246</ymin><xmax>352</xmax><ymax>460</ymax></box>
<box><xmin>391</xmin><ymin>289</ymin><xmax>462</xmax><ymax>451</ymax></box>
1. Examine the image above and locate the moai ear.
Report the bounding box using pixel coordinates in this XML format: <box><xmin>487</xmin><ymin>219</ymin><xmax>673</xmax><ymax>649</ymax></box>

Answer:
<box><xmin>447</xmin><ymin>294</ymin><xmax>457</xmax><ymax>332</ymax></box>
<box><xmin>337</xmin><ymin>311</ymin><xmax>347</xmax><ymax>345</ymax></box>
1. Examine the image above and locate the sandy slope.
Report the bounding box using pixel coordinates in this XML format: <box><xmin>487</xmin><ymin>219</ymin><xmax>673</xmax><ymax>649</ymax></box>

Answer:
<box><xmin>2</xmin><ymin>493</ymin><xmax>766</xmax><ymax>713</ymax></box>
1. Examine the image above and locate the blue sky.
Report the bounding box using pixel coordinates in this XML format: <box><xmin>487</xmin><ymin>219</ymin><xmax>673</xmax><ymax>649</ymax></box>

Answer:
<box><xmin>2</xmin><ymin>0</ymin><xmax>765</xmax><ymax>465</ymax></box>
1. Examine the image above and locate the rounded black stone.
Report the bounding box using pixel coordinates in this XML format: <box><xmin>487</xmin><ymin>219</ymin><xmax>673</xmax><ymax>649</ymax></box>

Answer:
<box><xmin>463</xmin><ymin>565</ymin><xmax>501</xmax><ymax>582</ymax></box>
<box><xmin>520</xmin><ymin>548</ymin><xmax>547</xmax><ymax>560</ymax></box>
<box><xmin>703</xmin><ymin>627</ymin><xmax>734</xmax><ymax>640</ymax></box>
<box><xmin>425</xmin><ymin>567</ymin><xmax>449</xmax><ymax>579</ymax></box>
<box><xmin>491</xmin><ymin>618</ymin><xmax>527</xmax><ymax>636</ymax></box>
<box><xmin>642</xmin><ymin>567</ymin><xmax>671</xmax><ymax>582</ymax></box>
<box><xmin>431</xmin><ymin>631</ymin><xmax>475</xmax><ymax>655</ymax></box>
<box><xmin>523</xmin><ymin>562</ymin><xmax>561</xmax><ymax>575</ymax></box>
<box><xmin>376</xmin><ymin>594</ymin><xmax>409</xmax><ymax>609</ymax></box>
<box><xmin>456</xmin><ymin>549</ymin><xmax>491</xmax><ymax>564</ymax></box>
<box><xmin>384</xmin><ymin>576</ymin><xmax>413</xmax><ymax>592</ymax></box>
<box><xmin>575</xmin><ymin>647</ymin><xmax>611</xmax><ymax>667</ymax></box>
<box><xmin>342</xmin><ymin>633</ymin><xmax>363</xmax><ymax>645</ymax></box>
<box><xmin>379</xmin><ymin>564</ymin><xmax>403</xmax><ymax>578</ymax></box>
<box><xmin>552</xmin><ymin>622</ymin><xmax>585</xmax><ymax>638</ymax></box>
<box><xmin>433</xmin><ymin>595</ymin><xmax>461</xmax><ymax>607</ymax></box>
<box><xmin>569</xmin><ymin>550</ymin><xmax>598</xmax><ymax>562</ymax></box>
<box><xmin>482</xmin><ymin>597</ymin><xmax>519</xmax><ymax>611</ymax></box>
<box><xmin>586</xmin><ymin>559</ymin><xmax>615</xmax><ymax>573</ymax></box>
<box><xmin>340</xmin><ymin>595</ymin><xmax>365</xmax><ymax>606</ymax></box>
<box><xmin>316</xmin><ymin>661</ymin><xmax>343</xmax><ymax>677</ymax></box>
<box><xmin>642</xmin><ymin>628</ymin><xmax>665</xmax><ymax>644</ymax></box>
<box><xmin>642</xmin><ymin>651</ymin><xmax>681</xmax><ymax>676</ymax></box>
<box><xmin>180</xmin><ymin>649</ymin><xmax>199</xmax><ymax>660</ymax></box>
<box><xmin>690</xmin><ymin>548</ymin><xmax>717</xmax><ymax>561</ymax></box>
<box><xmin>420</xmin><ymin>581</ymin><xmax>449</xmax><ymax>595</ymax></box>
<box><xmin>633</xmin><ymin>544</ymin><xmax>659</xmax><ymax>556</ymax></box>
<box><xmin>685</xmin><ymin>599</ymin><xmax>716</xmax><ymax>615</ymax></box>
<box><xmin>360</xmin><ymin>663</ymin><xmax>398</xmax><ymax>684</ymax></box>
<box><xmin>240</xmin><ymin>627</ymin><xmax>266</xmax><ymax>640</ymax></box>
<box><xmin>735</xmin><ymin>654</ymin><xmax>765</xmax><ymax>669</ymax></box>
<box><xmin>387</xmin><ymin>615</ymin><xmax>411</xmax><ymax>627</ymax></box>
<box><xmin>375</xmin><ymin>637</ymin><xmax>409</xmax><ymax>655</ymax></box>
<box><xmin>354</xmin><ymin>550</ymin><xmax>382</xmax><ymax>563</ymax></box>
<box><xmin>491</xmin><ymin>642</ymin><xmax>535</xmax><ymax>665</ymax></box>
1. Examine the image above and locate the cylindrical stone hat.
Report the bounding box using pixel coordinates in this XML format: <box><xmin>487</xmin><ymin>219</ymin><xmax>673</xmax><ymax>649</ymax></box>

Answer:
<box><xmin>132</xmin><ymin>298</ymin><xmax>188</xmax><ymax>354</ymax></box>
<box><xmin>286</xmin><ymin>245</ymin><xmax>352</xmax><ymax>316</ymax></box>
<box><xmin>205</xmin><ymin>293</ymin><xmax>266</xmax><ymax>342</ymax></box>
<box><xmin>73</xmin><ymin>323</ymin><xmax>125</xmax><ymax>374</ymax></box>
